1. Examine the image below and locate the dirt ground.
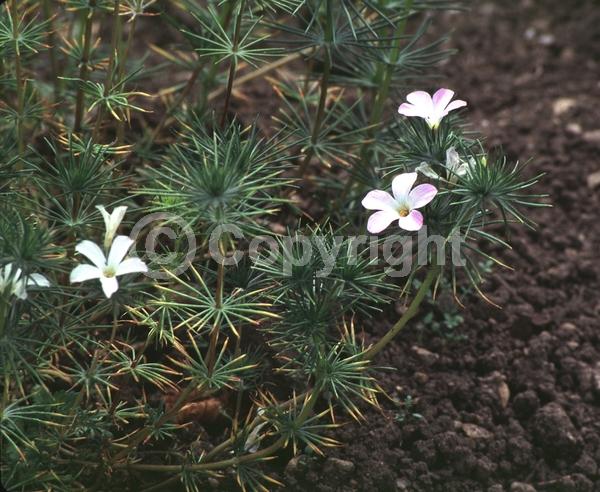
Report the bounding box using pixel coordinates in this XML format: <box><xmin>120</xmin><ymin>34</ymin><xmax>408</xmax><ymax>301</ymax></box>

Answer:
<box><xmin>276</xmin><ymin>1</ymin><xmax>600</xmax><ymax>490</ymax></box>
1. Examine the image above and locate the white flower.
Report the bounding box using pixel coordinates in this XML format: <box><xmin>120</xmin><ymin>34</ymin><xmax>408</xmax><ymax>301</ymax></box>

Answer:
<box><xmin>70</xmin><ymin>235</ymin><xmax>147</xmax><ymax>299</ymax></box>
<box><xmin>0</xmin><ymin>263</ymin><xmax>50</xmax><ymax>300</ymax></box>
<box><xmin>96</xmin><ymin>205</ymin><xmax>128</xmax><ymax>251</ymax></box>
<box><xmin>361</xmin><ymin>172</ymin><xmax>438</xmax><ymax>233</ymax></box>
<box><xmin>398</xmin><ymin>88</ymin><xmax>467</xmax><ymax>129</ymax></box>
<box><xmin>416</xmin><ymin>147</ymin><xmax>474</xmax><ymax>184</ymax></box>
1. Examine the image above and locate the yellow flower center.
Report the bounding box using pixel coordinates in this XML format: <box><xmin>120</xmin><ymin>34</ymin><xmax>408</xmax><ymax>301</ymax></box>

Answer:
<box><xmin>103</xmin><ymin>266</ymin><xmax>116</xmax><ymax>278</ymax></box>
<box><xmin>398</xmin><ymin>208</ymin><xmax>409</xmax><ymax>217</ymax></box>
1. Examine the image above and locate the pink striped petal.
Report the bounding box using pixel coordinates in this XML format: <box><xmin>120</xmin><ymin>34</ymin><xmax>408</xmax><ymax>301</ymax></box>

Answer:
<box><xmin>392</xmin><ymin>172</ymin><xmax>417</xmax><ymax>202</ymax></box>
<box><xmin>398</xmin><ymin>210</ymin><xmax>424</xmax><ymax>231</ymax></box>
<box><xmin>432</xmin><ymin>88</ymin><xmax>455</xmax><ymax>112</ymax></box>
<box><xmin>361</xmin><ymin>190</ymin><xmax>397</xmax><ymax>211</ymax></box>
<box><xmin>408</xmin><ymin>184</ymin><xmax>438</xmax><ymax>209</ymax></box>
<box><xmin>367</xmin><ymin>210</ymin><xmax>400</xmax><ymax>234</ymax></box>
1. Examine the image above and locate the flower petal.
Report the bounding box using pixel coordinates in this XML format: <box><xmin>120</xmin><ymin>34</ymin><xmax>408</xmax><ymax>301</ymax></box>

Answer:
<box><xmin>96</xmin><ymin>205</ymin><xmax>111</xmax><ymax>230</ymax></box>
<box><xmin>392</xmin><ymin>172</ymin><xmax>418</xmax><ymax>202</ymax></box>
<box><xmin>367</xmin><ymin>210</ymin><xmax>399</xmax><ymax>234</ymax></box>
<box><xmin>406</xmin><ymin>91</ymin><xmax>434</xmax><ymax>113</ymax></box>
<box><xmin>432</xmin><ymin>88</ymin><xmax>455</xmax><ymax>112</ymax></box>
<box><xmin>446</xmin><ymin>147</ymin><xmax>460</xmax><ymax>172</ymax></box>
<box><xmin>116</xmin><ymin>258</ymin><xmax>148</xmax><ymax>277</ymax></box>
<box><xmin>443</xmin><ymin>99</ymin><xmax>467</xmax><ymax>114</ymax></box>
<box><xmin>408</xmin><ymin>184</ymin><xmax>438</xmax><ymax>209</ymax></box>
<box><xmin>398</xmin><ymin>209</ymin><xmax>424</xmax><ymax>231</ymax></box>
<box><xmin>361</xmin><ymin>190</ymin><xmax>397</xmax><ymax>211</ymax></box>
<box><xmin>27</xmin><ymin>273</ymin><xmax>50</xmax><ymax>288</ymax></box>
<box><xmin>398</xmin><ymin>103</ymin><xmax>429</xmax><ymax>118</ymax></box>
<box><xmin>76</xmin><ymin>240</ymin><xmax>107</xmax><ymax>269</ymax></box>
<box><xmin>416</xmin><ymin>162</ymin><xmax>440</xmax><ymax>180</ymax></box>
<box><xmin>70</xmin><ymin>264</ymin><xmax>102</xmax><ymax>283</ymax></box>
<box><xmin>100</xmin><ymin>276</ymin><xmax>119</xmax><ymax>299</ymax></box>
<box><xmin>108</xmin><ymin>235</ymin><xmax>134</xmax><ymax>267</ymax></box>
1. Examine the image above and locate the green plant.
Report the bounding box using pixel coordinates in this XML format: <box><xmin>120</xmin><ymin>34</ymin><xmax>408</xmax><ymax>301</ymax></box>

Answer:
<box><xmin>0</xmin><ymin>1</ymin><xmax>546</xmax><ymax>491</ymax></box>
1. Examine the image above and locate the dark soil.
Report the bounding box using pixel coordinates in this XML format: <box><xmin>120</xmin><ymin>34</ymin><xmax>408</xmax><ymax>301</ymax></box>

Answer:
<box><xmin>278</xmin><ymin>1</ymin><xmax>600</xmax><ymax>491</ymax></box>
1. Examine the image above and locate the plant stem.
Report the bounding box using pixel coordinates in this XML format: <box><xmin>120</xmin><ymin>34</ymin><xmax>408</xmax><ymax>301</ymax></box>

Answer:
<box><xmin>114</xmin><ymin>387</ymin><xmax>321</xmax><ymax>473</ymax></box>
<box><xmin>146</xmin><ymin>1</ymin><xmax>236</xmax><ymax>146</ymax></box>
<box><xmin>10</xmin><ymin>0</ymin><xmax>24</xmax><ymax>154</ymax></box>
<box><xmin>205</xmin><ymin>240</ymin><xmax>225</xmax><ymax>375</ymax></box>
<box><xmin>111</xmin><ymin>380</ymin><xmax>204</xmax><ymax>462</ymax></box>
<box><xmin>116</xmin><ymin>16</ymin><xmax>137</xmax><ymax>144</ymax></box>
<box><xmin>364</xmin><ymin>265</ymin><xmax>438</xmax><ymax>360</ymax></box>
<box><xmin>343</xmin><ymin>0</ymin><xmax>414</xmax><ymax>200</ymax></box>
<box><xmin>74</xmin><ymin>0</ymin><xmax>97</xmax><ymax>132</ymax></box>
<box><xmin>92</xmin><ymin>0</ymin><xmax>122</xmax><ymax>141</ymax></box>
<box><xmin>299</xmin><ymin>0</ymin><xmax>334</xmax><ymax>177</ymax></box>
<box><xmin>147</xmin><ymin>64</ymin><xmax>203</xmax><ymax>145</ymax></box>
<box><xmin>368</xmin><ymin>0</ymin><xmax>413</xmax><ymax>129</ymax></box>
<box><xmin>219</xmin><ymin>0</ymin><xmax>245</xmax><ymax>128</ymax></box>
<box><xmin>42</xmin><ymin>0</ymin><xmax>59</xmax><ymax>100</ymax></box>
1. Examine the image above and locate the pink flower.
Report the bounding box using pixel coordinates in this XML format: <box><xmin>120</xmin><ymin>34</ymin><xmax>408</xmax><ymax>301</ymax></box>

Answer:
<box><xmin>398</xmin><ymin>88</ymin><xmax>467</xmax><ymax>128</ymax></box>
<box><xmin>362</xmin><ymin>172</ymin><xmax>437</xmax><ymax>233</ymax></box>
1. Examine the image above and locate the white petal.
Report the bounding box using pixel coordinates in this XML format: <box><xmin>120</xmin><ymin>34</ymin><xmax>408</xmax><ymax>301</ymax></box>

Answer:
<box><xmin>442</xmin><ymin>99</ymin><xmax>467</xmax><ymax>115</ymax></box>
<box><xmin>367</xmin><ymin>210</ymin><xmax>400</xmax><ymax>234</ymax></box>
<box><xmin>108</xmin><ymin>235</ymin><xmax>134</xmax><ymax>267</ymax></box>
<box><xmin>13</xmin><ymin>279</ymin><xmax>28</xmax><ymax>300</ymax></box>
<box><xmin>96</xmin><ymin>205</ymin><xmax>111</xmax><ymax>230</ymax></box>
<box><xmin>76</xmin><ymin>241</ymin><xmax>107</xmax><ymax>269</ymax></box>
<box><xmin>116</xmin><ymin>258</ymin><xmax>148</xmax><ymax>277</ymax></box>
<box><xmin>398</xmin><ymin>103</ymin><xmax>430</xmax><ymax>119</ymax></box>
<box><xmin>406</xmin><ymin>91</ymin><xmax>434</xmax><ymax>114</ymax></box>
<box><xmin>416</xmin><ymin>162</ymin><xmax>440</xmax><ymax>180</ymax></box>
<box><xmin>70</xmin><ymin>264</ymin><xmax>102</xmax><ymax>283</ymax></box>
<box><xmin>100</xmin><ymin>276</ymin><xmax>119</xmax><ymax>299</ymax></box>
<box><xmin>398</xmin><ymin>210</ymin><xmax>424</xmax><ymax>231</ymax></box>
<box><xmin>446</xmin><ymin>147</ymin><xmax>460</xmax><ymax>173</ymax></box>
<box><xmin>361</xmin><ymin>190</ymin><xmax>397</xmax><ymax>212</ymax></box>
<box><xmin>391</xmin><ymin>172</ymin><xmax>418</xmax><ymax>202</ymax></box>
<box><xmin>27</xmin><ymin>273</ymin><xmax>50</xmax><ymax>288</ymax></box>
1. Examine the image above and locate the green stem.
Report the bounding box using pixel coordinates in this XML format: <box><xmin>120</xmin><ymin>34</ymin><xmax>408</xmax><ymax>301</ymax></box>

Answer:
<box><xmin>114</xmin><ymin>387</ymin><xmax>321</xmax><ymax>473</ymax></box>
<box><xmin>10</xmin><ymin>0</ymin><xmax>24</xmax><ymax>154</ymax></box>
<box><xmin>368</xmin><ymin>0</ymin><xmax>413</xmax><ymax>128</ymax></box>
<box><xmin>205</xmin><ymin>239</ymin><xmax>225</xmax><ymax>375</ymax></box>
<box><xmin>74</xmin><ymin>0</ymin><xmax>97</xmax><ymax>132</ymax></box>
<box><xmin>92</xmin><ymin>0</ymin><xmax>122</xmax><ymax>141</ymax></box>
<box><xmin>116</xmin><ymin>16</ymin><xmax>137</xmax><ymax>144</ymax></box>
<box><xmin>42</xmin><ymin>0</ymin><xmax>59</xmax><ymax>100</ymax></box>
<box><xmin>112</xmin><ymin>380</ymin><xmax>204</xmax><ymax>462</ymax></box>
<box><xmin>299</xmin><ymin>0</ymin><xmax>334</xmax><ymax>177</ymax></box>
<box><xmin>147</xmin><ymin>64</ymin><xmax>203</xmax><ymax>145</ymax></box>
<box><xmin>219</xmin><ymin>0</ymin><xmax>245</xmax><ymax>128</ymax></box>
<box><xmin>343</xmin><ymin>0</ymin><xmax>414</xmax><ymax>199</ymax></box>
<box><xmin>364</xmin><ymin>265</ymin><xmax>438</xmax><ymax>360</ymax></box>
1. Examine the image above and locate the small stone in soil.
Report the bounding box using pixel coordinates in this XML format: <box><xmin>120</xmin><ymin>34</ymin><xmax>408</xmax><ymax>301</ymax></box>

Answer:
<box><xmin>510</xmin><ymin>483</ymin><xmax>537</xmax><ymax>492</ymax></box>
<box><xmin>532</xmin><ymin>402</ymin><xmax>582</xmax><ymax>460</ymax></box>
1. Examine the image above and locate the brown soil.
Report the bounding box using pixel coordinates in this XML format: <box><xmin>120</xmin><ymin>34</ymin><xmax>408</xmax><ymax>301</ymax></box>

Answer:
<box><xmin>277</xmin><ymin>1</ymin><xmax>600</xmax><ymax>491</ymax></box>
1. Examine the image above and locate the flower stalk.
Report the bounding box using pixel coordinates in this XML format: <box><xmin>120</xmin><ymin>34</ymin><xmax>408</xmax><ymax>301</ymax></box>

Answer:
<box><xmin>365</xmin><ymin>265</ymin><xmax>439</xmax><ymax>360</ymax></box>
<box><xmin>299</xmin><ymin>0</ymin><xmax>334</xmax><ymax>177</ymax></box>
<box><xmin>74</xmin><ymin>0</ymin><xmax>97</xmax><ymax>132</ymax></box>
<box><xmin>220</xmin><ymin>0</ymin><xmax>246</xmax><ymax>127</ymax></box>
<box><xmin>10</xmin><ymin>0</ymin><xmax>24</xmax><ymax>154</ymax></box>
